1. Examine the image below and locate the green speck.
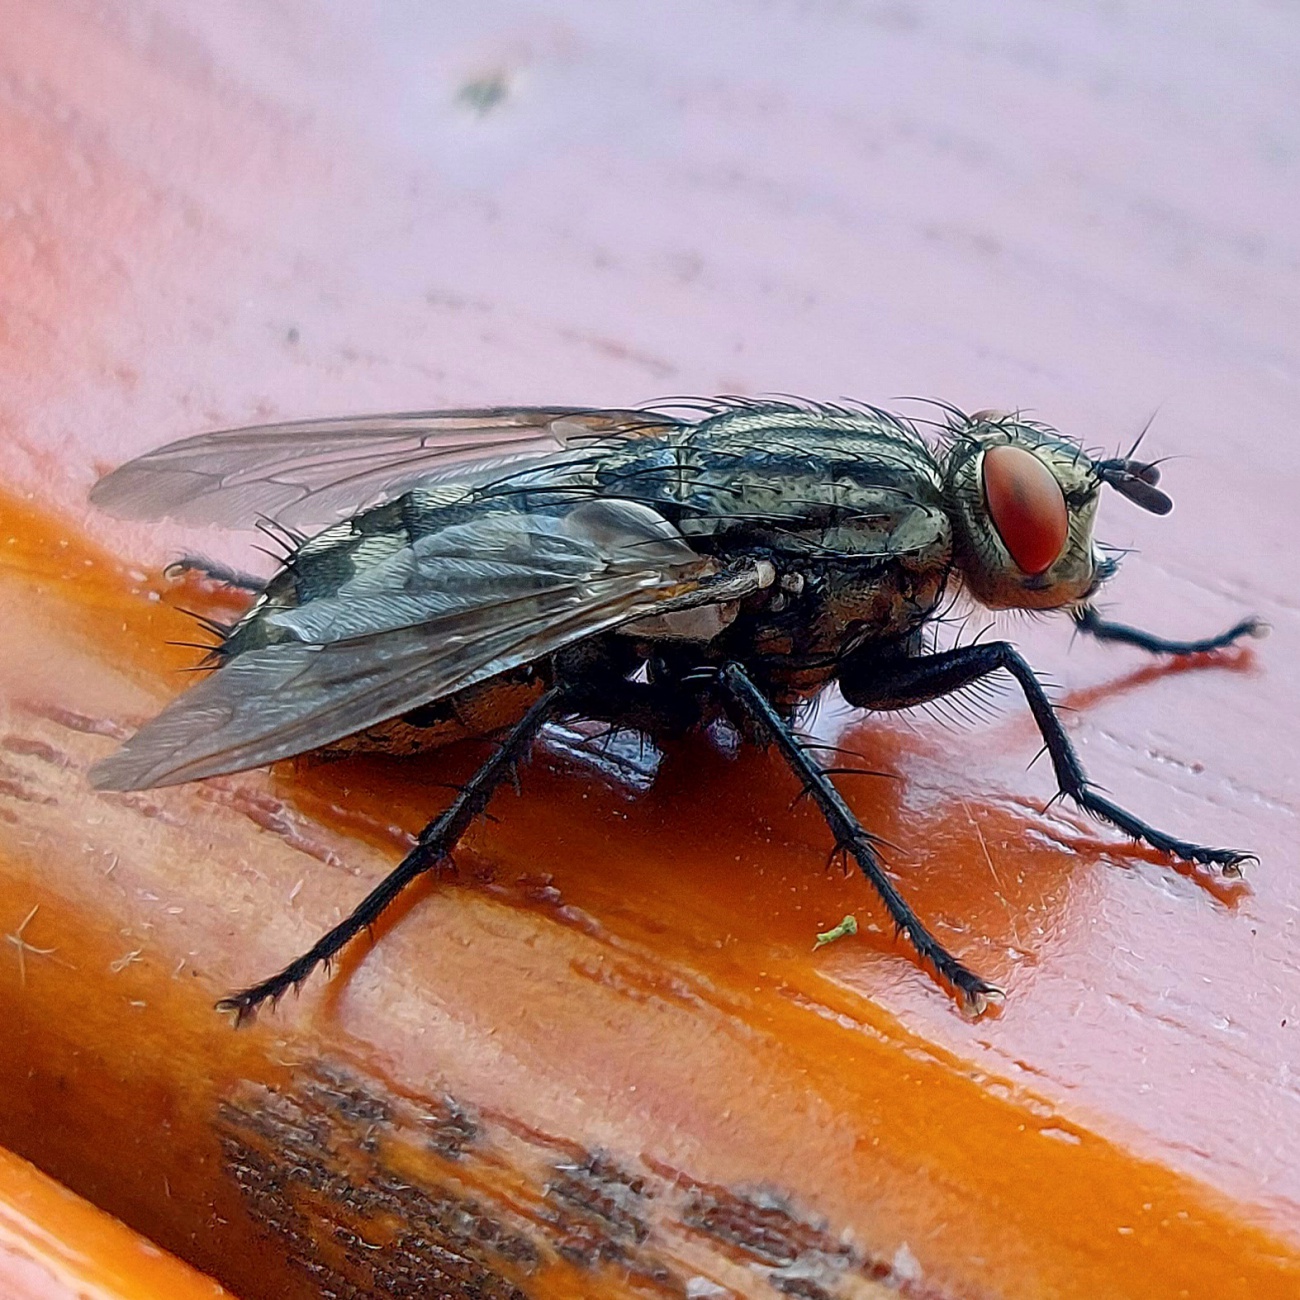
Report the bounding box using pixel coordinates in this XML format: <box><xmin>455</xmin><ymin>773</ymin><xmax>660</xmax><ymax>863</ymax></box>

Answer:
<box><xmin>814</xmin><ymin>914</ymin><xmax>858</xmax><ymax>950</ymax></box>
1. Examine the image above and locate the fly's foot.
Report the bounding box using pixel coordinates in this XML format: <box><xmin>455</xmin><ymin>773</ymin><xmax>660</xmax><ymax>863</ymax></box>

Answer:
<box><xmin>215</xmin><ymin>954</ymin><xmax>322</xmax><ymax>1025</ymax></box>
<box><xmin>959</xmin><ymin>981</ymin><xmax>1005</xmax><ymax>1019</ymax></box>
<box><xmin>216</xmin><ymin>978</ymin><xmax>294</xmax><ymax>1026</ymax></box>
<box><xmin>1183</xmin><ymin>846</ymin><xmax>1256</xmax><ymax>879</ymax></box>
<box><xmin>950</xmin><ymin>968</ymin><xmax>1004</xmax><ymax>1019</ymax></box>
<box><xmin>895</xmin><ymin>920</ymin><xmax>1003</xmax><ymax>1017</ymax></box>
<box><xmin>1205</xmin><ymin>616</ymin><xmax>1269</xmax><ymax>650</ymax></box>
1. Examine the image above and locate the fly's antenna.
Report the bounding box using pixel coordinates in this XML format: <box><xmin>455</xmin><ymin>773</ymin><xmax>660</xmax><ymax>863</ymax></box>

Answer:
<box><xmin>1093</xmin><ymin>407</ymin><xmax>1175</xmax><ymax>513</ymax></box>
<box><xmin>1094</xmin><ymin>456</ymin><xmax>1173</xmax><ymax>514</ymax></box>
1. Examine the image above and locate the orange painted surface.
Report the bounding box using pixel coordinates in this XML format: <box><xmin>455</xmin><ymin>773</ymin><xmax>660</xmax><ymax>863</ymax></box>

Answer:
<box><xmin>1</xmin><ymin>4</ymin><xmax>1298</xmax><ymax>1299</ymax></box>
<box><xmin>0</xmin><ymin>1143</ymin><xmax>229</xmax><ymax>1300</ymax></box>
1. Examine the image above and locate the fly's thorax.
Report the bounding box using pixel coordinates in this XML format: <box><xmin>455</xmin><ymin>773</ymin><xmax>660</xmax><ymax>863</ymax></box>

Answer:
<box><xmin>673</xmin><ymin>405</ymin><xmax>951</xmax><ymax>558</ymax></box>
<box><xmin>941</xmin><ymin>414</ymin><xmax>1102</xmax><ymax>610</ymax></box>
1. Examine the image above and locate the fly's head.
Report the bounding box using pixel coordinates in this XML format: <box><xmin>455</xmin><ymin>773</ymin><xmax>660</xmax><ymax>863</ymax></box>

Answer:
<box><xmin>941</xmin><ymin>411</ymin><xmax>1172</xmax><ymax>611</ymax></box>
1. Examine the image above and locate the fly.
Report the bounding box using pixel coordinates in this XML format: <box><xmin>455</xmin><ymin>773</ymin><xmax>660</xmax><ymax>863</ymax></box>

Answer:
<box><xmin>88</xmin><ymin>400</ymin><xmax>1263</xmax><ymax>1020</ymax></box>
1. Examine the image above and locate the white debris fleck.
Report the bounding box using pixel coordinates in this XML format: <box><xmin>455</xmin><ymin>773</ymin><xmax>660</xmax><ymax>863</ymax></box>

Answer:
<box><xmin>892</xmin><ymin>1242</ymin><xmax>923</xmax><ymax>1284</ymax></box>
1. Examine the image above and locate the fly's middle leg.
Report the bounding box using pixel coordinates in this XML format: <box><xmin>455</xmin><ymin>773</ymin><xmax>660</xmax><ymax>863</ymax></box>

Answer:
<box><xmin>1071</xmin><ymin>604</ymin><xmax>1266</xmax><ymax>656</ymax></box>
<box><xmin>839</xmin><ymin>642</ymin><xmax>1254</xmax><ymax>872</ymax></box>
<box><xmin>716</xmin><ymin>661</ymin><xmax>1001</xmax><ymax>1014</ymax></box>
<box><xmin>217</xmin><ymin>685</ymin><xmax>565</xmax><ymax>1024</ymax></box>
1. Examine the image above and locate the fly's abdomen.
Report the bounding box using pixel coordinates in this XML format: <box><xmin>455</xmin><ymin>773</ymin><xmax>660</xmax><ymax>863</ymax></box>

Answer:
<box><xmin>310</xmin><ymin>670</ymin><xmax>546</xmax><ymax>762</ymax></box>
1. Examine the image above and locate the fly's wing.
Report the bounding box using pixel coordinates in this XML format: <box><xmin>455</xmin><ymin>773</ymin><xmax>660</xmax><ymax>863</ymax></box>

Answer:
<box><xmin>90</xmin><ymin>499</ymin><xmax>737</xmax><ymax>791</ymax></box>
<box><xmin>90</xmin><ymin>407</ymin><xmax>676</xmax><ymax>530</ymax></box>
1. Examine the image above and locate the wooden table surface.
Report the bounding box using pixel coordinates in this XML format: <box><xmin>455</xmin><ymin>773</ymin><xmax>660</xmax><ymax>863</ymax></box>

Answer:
<box><xmin>1</xmin><ymin>3</ymin><xmax>1297</xmax><ymax>1298</ymax></box>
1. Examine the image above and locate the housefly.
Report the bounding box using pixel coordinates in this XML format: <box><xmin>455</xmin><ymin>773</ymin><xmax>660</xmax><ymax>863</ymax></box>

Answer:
<box><xmin>88</xmin><ymin>400</ymin><xmax>1262</xmax><ymax>1020</ymax></box>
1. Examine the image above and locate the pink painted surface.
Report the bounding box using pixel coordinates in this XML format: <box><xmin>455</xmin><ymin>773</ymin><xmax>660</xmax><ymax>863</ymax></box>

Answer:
<box><xmin>2</xmin><ymin>0</ymin><xmax>1298</xmax><ymax>1291</ymax></box>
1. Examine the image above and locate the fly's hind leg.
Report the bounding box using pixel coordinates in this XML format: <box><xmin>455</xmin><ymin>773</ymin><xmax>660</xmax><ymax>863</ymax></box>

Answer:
<box><xmin>717</xmin><ymin>662</ymin><xmax>1001</xmax><ymax>1014</ymax></box>
<box><xmin>1072</xmin><ymin>604</ymin><xmax>1266</xmax><ymax>656</ymax></box>
<box><xmin>839</xmin><ymin>642</ymin><xmax>1254</xmax><ymax>873</ymax></box>
<box><xmin>217</xmin><ymin>685</ymin><xmax>565</xmax><ymax>1024</ymax></box>
<box><xmin>165</xmin><ymin>556</ymin><xmax>265</xmax><ymax>593</ymax></box>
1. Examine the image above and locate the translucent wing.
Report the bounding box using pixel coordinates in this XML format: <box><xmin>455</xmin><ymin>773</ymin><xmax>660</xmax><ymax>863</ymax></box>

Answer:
<box><xmin>90</xmin><ymin>499</ymin><xmax>738</xmax><ymax>790</ymax></box>
<box><xmin>90</xmin><ymin>407</ymin><xmax>675</xmax><ymax>530</ymax></box>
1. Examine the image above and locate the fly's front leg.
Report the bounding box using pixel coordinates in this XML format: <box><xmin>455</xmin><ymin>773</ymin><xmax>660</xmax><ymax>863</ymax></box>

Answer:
<box><xmin>717</xmin><ymin>662</ymin><xmax>1000</xmax><ymax>1013</ymax></box>
<box><xmin>839</xmin><ymin>643</ymin><xmax>1254</xmax><ymax>873</ymax></box>
<box><xmin>218</xmin><ymin>685</ymin><xmax>565</xmax><ymax>1024</ymax></box>
<box><xmin>1072</xmin><ymin>604</ymin><xmax>1265</xmax><ymax>656</ymax></box>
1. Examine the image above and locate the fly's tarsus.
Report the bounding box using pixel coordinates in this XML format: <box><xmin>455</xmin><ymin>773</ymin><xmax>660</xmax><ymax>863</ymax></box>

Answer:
<box><xmin>217</xmin><ymin>686</ymin><xmax>565</xmax><ymax>1025</ymax></box>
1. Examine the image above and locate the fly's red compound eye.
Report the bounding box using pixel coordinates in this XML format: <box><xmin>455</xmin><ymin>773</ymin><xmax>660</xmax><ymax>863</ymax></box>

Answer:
<box><xmin>981</xmin><ymin>444</ymin><xmax>1068</xmax><ymax>575</ymax></box>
